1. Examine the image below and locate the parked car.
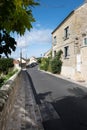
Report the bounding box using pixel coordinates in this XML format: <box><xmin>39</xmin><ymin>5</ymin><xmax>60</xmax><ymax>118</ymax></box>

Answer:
<box><xmin>26</xmin><ymin>62</ymin><xmax>38</xmax><ymax>68</ymax></box>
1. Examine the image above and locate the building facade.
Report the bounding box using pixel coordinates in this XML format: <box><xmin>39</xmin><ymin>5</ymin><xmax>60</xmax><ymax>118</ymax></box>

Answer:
<box><xmin>44</xmin><ymin>49</ymin><xmax>52</xmax><ymax>58</ymax></box>
<box><xmin>52</xmin><ymin>3</ymin><xmax>87</xmax><ymax>81</ymax></box>
<box><xmin>29</xmin><ymin>56</ymin><xmax>37</xmax><ymax>64</ymax></box>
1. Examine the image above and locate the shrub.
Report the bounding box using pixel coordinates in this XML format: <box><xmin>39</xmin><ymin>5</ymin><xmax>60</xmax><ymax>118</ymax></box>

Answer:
<box><xmin>51</xmin><ymin>58</ymin><xmax>62</xmax><ymax>74</ymax></box>
<box><xmin>0</xmin><ymin>77</ymin><xmax>4</xmax><ymax>87</ymax></box>
<box><xmin>0</xmin><ymin>58</ymin><xmax>14</xmax><ymax>74</ymax></box>
<box><xmin>40</xmin><ymin>58</ymin><xmax>49</xmax><ymax>71</ymax></box>
<box><xmin>37</xmin><ymin>58</ymin><xmax>41</xmax><ymax>64</ymax></box>
<box><xmin>50</xmin><ymin>50</ymin><xmax>63</xmax><ymax>74</ymax></box>
<box><xmin>48</xmin><ymin>60</ymin><xmax>52</xmax><ymax>72</ymax></box>
<box><xmin>0</xmin><ymin>69</ymin><xmax>18</xmax><ymax>88</ymax></box>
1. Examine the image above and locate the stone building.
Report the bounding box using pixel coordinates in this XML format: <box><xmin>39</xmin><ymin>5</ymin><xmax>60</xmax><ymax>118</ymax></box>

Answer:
<box><xmin>52</xmin><ymin>2</ymin><xmax>87</xmax><ymax>81</ymax></box>
<box><xmin>44</xmin><ymin>49</ymin><xmax>52</xmax><ymax>58</ymax></box>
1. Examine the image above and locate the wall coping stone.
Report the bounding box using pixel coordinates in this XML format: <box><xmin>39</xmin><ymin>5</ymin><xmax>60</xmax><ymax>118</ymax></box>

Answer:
<box><xmin>0</xmin><ymin>69</ymin><xmax>21</xmax><ymax>112</ymax></box>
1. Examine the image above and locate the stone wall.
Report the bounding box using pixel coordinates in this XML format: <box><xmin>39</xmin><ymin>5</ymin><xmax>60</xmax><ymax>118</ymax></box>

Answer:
<box><xmin>52</xmin><ymin>3</ymin><xmax>87</xmax><ymax>80</ymax></box>
<box><xmin>0</xmin><ymin>70</ymin><xmax>21</xmax><ymax>130</ymax></box>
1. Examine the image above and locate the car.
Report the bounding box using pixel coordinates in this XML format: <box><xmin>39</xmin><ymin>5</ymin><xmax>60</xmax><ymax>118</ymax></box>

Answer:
<box><xmin>26</xmin><ymin>62</ymin><xmax>38</xmax><ymax>68</ymax></box>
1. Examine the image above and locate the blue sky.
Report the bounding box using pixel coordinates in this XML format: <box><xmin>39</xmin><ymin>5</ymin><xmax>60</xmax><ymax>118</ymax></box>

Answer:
<box><xmin>11</xmin><ymin>0</ymin><xmax>84</xmax><ymax>59</ymax></box>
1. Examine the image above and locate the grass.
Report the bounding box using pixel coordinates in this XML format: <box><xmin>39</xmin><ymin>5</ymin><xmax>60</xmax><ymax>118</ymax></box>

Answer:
<box><xmin>0</xmin><ymin>69</ymin><xmax>18</xmax><ymax>88</ymax></box>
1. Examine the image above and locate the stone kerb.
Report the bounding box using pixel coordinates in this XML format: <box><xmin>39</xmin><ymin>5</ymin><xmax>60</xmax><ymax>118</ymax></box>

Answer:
<box><xmin>0</xmin><ymin>70</ymin><xmax>21</xmax><ymax>130</ymax></box>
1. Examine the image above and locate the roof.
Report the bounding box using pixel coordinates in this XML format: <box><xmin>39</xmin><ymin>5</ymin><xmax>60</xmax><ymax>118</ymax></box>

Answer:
<box><xmin>51</xmin><ymin>11</ymin><xmax>74</xmax><ymax>34</ymax></box>
<box><xmin>44</xmin><ymin>48</ymin><xmax>52</xmax><ymax>55</ymax></box>
<box><xmin>17</xmin><ymin>58</ymin><xmax>26</xmax><ymax>63</ymax></box>
<box><xmin>52</xmin><ymin>2</ymin><xmax>86</xmax><ymax>34</ymax></box>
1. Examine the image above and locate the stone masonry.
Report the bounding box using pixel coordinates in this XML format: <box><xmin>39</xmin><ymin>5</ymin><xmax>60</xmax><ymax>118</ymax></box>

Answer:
<box><xmin>5</xmin><ymin>70</ymin><xmax>44</xmax><ymax>130</ymax></box>
<box><xmin>52</xmin><ymin>3</ymin><xmax>87</xmax><ymax>81</ymax></box>
<box><xmin>0</xmin><ymin>70</ymin><xmax>21</xmax><ymax>130</ymax></box>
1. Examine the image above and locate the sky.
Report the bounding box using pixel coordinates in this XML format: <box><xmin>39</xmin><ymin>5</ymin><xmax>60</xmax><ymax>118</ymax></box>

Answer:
<box><xmin>11</xmin><ymin>0</ymin><xmax>84</xmax><ymax>59</ymax></box>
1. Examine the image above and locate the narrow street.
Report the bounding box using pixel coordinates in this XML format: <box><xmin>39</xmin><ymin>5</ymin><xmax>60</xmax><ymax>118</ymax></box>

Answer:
<box><xmin>7</xmin><ymin>66</ymin><xmax>87</xmax><ymax>130</ymax></box>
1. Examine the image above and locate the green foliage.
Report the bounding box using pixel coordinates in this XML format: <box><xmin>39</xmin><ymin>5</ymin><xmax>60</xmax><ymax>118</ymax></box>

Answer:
<box><xmin>0</xmin><ymin>0</ymin><xmax>39</xmax><ymax>57</ymax></box>
<box><xmin>4</xmin><ymin>69</ymin><xmax>18</xmax><ymax>81</ymax></box>
<box><xmin>49</xmin><ymin>50</ymin><xmax>52</xmax><ymax>58</ymax></box>
<box><xmin>37</xmin><ymin>58</ymin><xmax>41</xmax><ymax>64</ymax></box>
<box><xmin>0</xmin><ymin>0</ymin><xmax>39</xmax><ymax>34</ymax></box>
<box><xmin>40</xmin><ymin>58</ymin><xmax>49</xmax><ymax>71</ymax></box>
<box><xmin>39</xmin><ymin>50</ymin><xmax>63</xmax><ymax>74</ymax></box>
<box><xmin>50</xmin><ymin>50</ymin><xmax>63</xmax><ymax>74</ymax></box>
<box><xmin>0</xmin><ymin>30</ymin><xmax>17</xmax><ymax>57</ymax></box>
<box><xmin>51</xmin><ymin>58</ymin><xmax>62</xmax><ymax>74</ymax></box>
<box><xmin>56</xmin><ymin>50</ymin><xmax>63</xmax><ymax>59</ymax></box>
<box><xmin>0</xmin><ymin>69</ymin><xmax>18</xmax><ymax>88</ymax></box>
<box><xmin>0</xmin><ymin>58</ymin><xmax>14</xmax><ymax>74</ymax></box>
<box><xmin>0</xmin><ymin>77</ymin><xmax>4</xmax><ymax>87</ymax></box>
<box><xmin>47</xmin><ymin>60</ymin><xmax>52</xmax><ymax>72</ymax></box>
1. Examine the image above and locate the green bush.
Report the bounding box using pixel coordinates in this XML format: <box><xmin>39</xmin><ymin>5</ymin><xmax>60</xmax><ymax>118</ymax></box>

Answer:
<box><xmin>51</xmin><ymin>58</ymin><xmax>62</xmax><ymax>74</ymax></box>
<box><xmin>0</xmin><ymin>58</ymin><xmax>14</xmax><ymax>74</ymax></box>
<box><xmin>0</xmin><ymin>69</ymin><xmax>18</xmax><ymax>88</ymax></box>
<box><xmin>0</xmin><ymin>77</ymin><xmax>4</xmax><ymax>87</ymax></box>
<box><xmin>4</xmin><ymin>69</ymin><xmax>18</xmax><ymax>80</ymax></box>
<box><xmin>50</xmin><ymin>50</ymin><xmax>63</xmax><ymax>74</ymax></box>
<box><xmin>37</xmin><ymin>58</ymin><xmax>41</xmax><ymax>64</ymax></box>
<box><xmin>39</xmin><ymin>50</ymin><xmax>63</xmax><ymax>74</ymax></box>
<box><xmin>40</xmin><ymin>58</ymin><xmax>49</xmax><ymax>71</ymax></box>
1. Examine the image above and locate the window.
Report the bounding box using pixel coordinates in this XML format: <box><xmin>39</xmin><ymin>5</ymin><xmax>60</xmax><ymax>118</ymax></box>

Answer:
<box><xmin>64</xmin><ymin>26</ymin><xmax>69</xmax><ymax>40</ymax></box>
<box><xmin>53</xmin><ymin>36</ymin><xmax>57</xmax><ymax>45</ymax></box>
<box><xmin>64</xmin><ymin>46</ymin><xmax>69</xmax><ymax>58</ymax></box>
<box><xmin>84</xmin><ymin>37</ymin><xmax>87</xmax><ymax>45</ymax></box>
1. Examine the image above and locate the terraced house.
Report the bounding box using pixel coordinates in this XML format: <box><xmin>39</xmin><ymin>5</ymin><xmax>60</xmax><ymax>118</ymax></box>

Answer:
<box><xmin>52</xmin><ymin>2</ymin><xmax>87</xmax><ymax>81</ymax></box>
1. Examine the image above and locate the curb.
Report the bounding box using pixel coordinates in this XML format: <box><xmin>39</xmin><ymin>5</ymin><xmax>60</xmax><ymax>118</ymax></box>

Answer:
<box><xmin>38</xmin><ymin>69</ymin><xmax>87</xmax><ymax>88</ymax></box>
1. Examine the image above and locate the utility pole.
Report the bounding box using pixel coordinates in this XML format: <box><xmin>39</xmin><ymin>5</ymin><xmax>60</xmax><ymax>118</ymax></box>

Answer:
<box><xmin>20</xmin><ymin>48</ymin><xmax>22</xmax><ymax>69</ymax></box>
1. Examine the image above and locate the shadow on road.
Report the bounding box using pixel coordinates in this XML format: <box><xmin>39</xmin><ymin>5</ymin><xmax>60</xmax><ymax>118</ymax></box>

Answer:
<box><xmin>52</xmin><ymin>87</ymin><xmax>87</xmax><ymax>130</ymax></box>
<box><xmin>26</xmin><ymin>71</ymin><xmax>87</xmax><ymax>130</ymax></box>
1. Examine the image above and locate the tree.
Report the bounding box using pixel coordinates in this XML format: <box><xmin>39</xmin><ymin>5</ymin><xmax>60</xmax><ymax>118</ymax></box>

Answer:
<box><xmin>0</xmin><ymin>58</ymin><xmax>14</xmax><ymax>74</ymax></box>
<box><xmin>0</xmin><ymin>0</ymin><xmax>39</xmax><ymax>57</ymax></box>
<box><xmin>0</xmin><ymin>30</ymin><xmax>17</xmax><ymax>57</ymax></box>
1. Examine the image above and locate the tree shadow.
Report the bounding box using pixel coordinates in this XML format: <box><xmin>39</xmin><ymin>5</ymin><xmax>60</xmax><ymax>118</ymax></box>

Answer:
<box><xmin>26</xmin><ymin>71</ymin><xmax>87</xmax><ymax>130</ymax></box>
<box><xmin>67</xmin><ymin>87</ymin><xmax>87</xmax><ymax>97</ymax></box>
<box><xmin>52</xmin><ymin>87</ymin><xmax>87</xmax><ymax>130</ymax></box>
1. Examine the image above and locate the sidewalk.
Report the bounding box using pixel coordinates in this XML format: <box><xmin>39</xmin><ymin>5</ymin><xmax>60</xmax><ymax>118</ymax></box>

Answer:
<box><xmin>6</xmin><ymin>70</ymin><xmax>44</xmax><ymax>130</ymax></box>
<box><xmin>40</xmin><ymin>69</ymin><xmax>87</xmax><ymax>88</ymax></box>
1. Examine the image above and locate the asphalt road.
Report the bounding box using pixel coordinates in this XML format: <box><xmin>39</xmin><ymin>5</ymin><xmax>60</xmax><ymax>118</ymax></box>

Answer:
<box><xmin>27</xmin><ymin>66</ymin><xmax>87</xmax><ymax>130</ymax></box>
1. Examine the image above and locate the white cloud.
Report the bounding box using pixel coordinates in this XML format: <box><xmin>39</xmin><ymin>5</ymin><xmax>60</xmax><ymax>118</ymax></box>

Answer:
<box><xmin>35</xmin><ymin>23</ymin><xmax>41</xmax><ymax>28</ymax></box>
<box><xmin>15</xmin><ymin>28</ymin><xmax>52</xmax><ymax>47</ymax></box>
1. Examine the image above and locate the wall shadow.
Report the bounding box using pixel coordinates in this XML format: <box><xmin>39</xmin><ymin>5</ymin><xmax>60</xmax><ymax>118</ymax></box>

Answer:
<box><xmin>38</xmin><ymin>91</ymin><xmax>52</xmax><ymax>100</ymax></box>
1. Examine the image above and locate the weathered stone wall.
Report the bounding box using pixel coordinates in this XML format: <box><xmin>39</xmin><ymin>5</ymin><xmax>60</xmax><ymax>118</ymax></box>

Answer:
<box><xmin>0</xmin><ymin>70</ymin><xmax>21</xmax><ymax>130</ymax></box>
<box><xmin>52</xmin><ymin>3</ymin><xmax>87</xmax><ymax>80</ymax></box>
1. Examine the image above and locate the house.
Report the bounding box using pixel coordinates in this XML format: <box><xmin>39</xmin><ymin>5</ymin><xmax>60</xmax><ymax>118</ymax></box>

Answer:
<box><xmin>52</xmin><ymin>2</ymin><xmax>87</xmax><ymax>81</ymax></box>
<box><xmin>17</xmin><ymin>57</ymin><xmax>26</xmax><ymax>68</ymax></box>
<box><xmin>44</xmin><ymin>49</ymin><xmax>52</xmax><ymax>58</ymax></box>
<box><xmin>13</xmin><ymin>59</ymin><xmax>20</xmax><ymax>69</ymax></box>
<box><xmin>29</xmin><ymin>56</ymin><xmax>37</xmax><ymax>64</ymax></box>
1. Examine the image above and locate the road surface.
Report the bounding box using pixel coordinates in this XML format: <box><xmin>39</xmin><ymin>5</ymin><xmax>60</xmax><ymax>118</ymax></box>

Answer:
<box><xmin>27</xmin><ymin>66</ymin><xmax>87</xmax><ymax>130</ymax></box>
